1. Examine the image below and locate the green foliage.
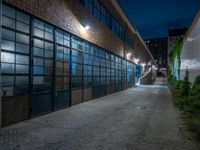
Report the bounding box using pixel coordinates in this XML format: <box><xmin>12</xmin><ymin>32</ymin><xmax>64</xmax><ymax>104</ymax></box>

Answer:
<box><xmin>179</xmin><ymin>68</ymin><xmax>191</xmax><ymax>97</ymax></box>
<box><xmin>187</xmin><ymin>75</ymin><xmax>200</xmax><ymax>113</ymax></box>
<box><xmin>167</xmin><ymin>66</ymin><xmax>177</xmax><ymax>87</ymax></box>
<box><xmin>169</xmin><ymin>74</ymin><xmax>200</xmax><ymax>141</ymax></box>
<box><xmin>168</xmin><ymin>40</ymin><xmax>184</xmax><ymax>80</ymax></box>
<box><xmin>182</xmin><ymin>113</ymin><xmax>200</xmax><ymax>141</ymax></box>
<box><xmin>190</xmin><ymin>75</ymin><xmax>200</xmax><ymax>97</ymax></box>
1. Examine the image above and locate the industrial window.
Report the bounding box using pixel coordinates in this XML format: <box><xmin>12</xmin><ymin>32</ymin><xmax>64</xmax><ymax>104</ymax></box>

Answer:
<box><xmin>33</xmin><ymin>19</ymin><xmax>54</xmax><ymax>42</ymax></box>
<box><xmin>116</xmin><ymin>22</ymin><xmax>120</xmax><ymax>38</ymax></box>
<box><xmin>72</xmin><ymin>37</ymin><xmax>84</xmax><ymax>51</ymax></box>
<box><xmin>56</xmin><ymin>29</ymin><xmax>70</xmax><ymax>47</ymax></box>
<box><xmin>127</xmin><ymin>33</ymin><xmax>134</xmax><ymax>48</ymax></box>
<box><xmin>127</xmin><ymin>62</ymin><xmax>134</xmax><ymax>84</ymax></box>
<box><xmin>1</xmin><ymin>3</ymin><xmax>138</xmax><ymax>106</ymax></box>
<box><xmin>83</xmin><ymin>65</ymin><xmax>92</xmax><ymax>87</ymax></box>
<box><xmin>72</xmin><ymin>37</ymin><xmax>83</xmax><ymax>89</ymax></box>
<box><xmin>83</xmin><ymin>53</ymin><xmax>93</xmax><ymax>65</ymax></box>
<box><xmin>111</xmin><ymin>17</ymin><xmax>116</xmax><ymax>34</ymax></box>
<box><xmin>106</xmin><ymin>68</ymin><xmax>111</xmax><ymax>85</ymax></box>
<box><xmin>100</xmin><ymin>67</ymin><xmax>106</xmax><ymax>85</ymax></box>
<box><xmin>93</xmin><ymin>55</ymin><xmax>100</xmax><ymax>66</ymax></box>
<box><xmin>81</xmin><ymin>0</ymin><xmax>126</xmax><ymax>42</ymax></box>
<box><xmin>72</xmin><ymin>63</ymin><xmax>83</xmax><ymax>88</ymax></box>
<box><xmin>85</xmin><ymin>0</ymin><xmax>93</xmax><ymax>14</ymax></box>
<box><xmin>55</xmin><ymin>29</ymin><xmax>71</xmax><ymax>91</ymax></box>
<box><xmin>83</xmin><ymin>42</ymin><xmax>92</xmax><ymax>54</ymax></box>
<box><xmin>93</xmin><ymin>66</ymin><xmax>100</xmax><ymax>86</ymax></box>
<box><xmin>72</xmin><ymin>49</ymin><xmax>83</xmax><ymax>64</ymax></box>
<box><xmin>101</xmin><ymin>5</ymin><xmax>107</xmax><ymax>26</ymax></box>
<box><xmin>94</xmin><ymin>0</ymin><xmax>101</xmax><ymax>21</ymax></box>
<box><xmin>32</xmin><ymin>19</ymin><xmax>54</xmax><ymax>93</ymax></box>
<box><xmin>1</xmin><ymin>5</ymin><xmax>30</xmax><ymax>96</ymax></box>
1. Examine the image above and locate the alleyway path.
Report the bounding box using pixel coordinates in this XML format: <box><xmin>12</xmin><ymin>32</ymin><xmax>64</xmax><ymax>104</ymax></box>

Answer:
<box><xmin>0</xmin><ymin>84</ymin><xmax>199</xmax><ymax>150</ymax></box>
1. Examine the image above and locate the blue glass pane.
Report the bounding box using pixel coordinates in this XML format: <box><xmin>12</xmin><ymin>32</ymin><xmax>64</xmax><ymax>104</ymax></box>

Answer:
<box><xmin>16</xmin><ymin>43</ymin><xmax>29</xmax><ymax>54</ymax></box>
<box><xmin>17</xmin><ymin>11</ymin><xmax>30</xmax><ymax>24</ymax></box>
<box><xmin>1</xmin><ymin>40</ymin><xmax>15</xmax><ymax>51</ymax></box>
<box><xmin>16</xmin><ymin>64</ymin><xmax>29</xmax><ymax>74</ymax></box>
<box><xmin>2</xmin><ymin>4</ymin><xmax>15</xmax><ymax>18</ymax></box>
<box><xmin>1</xmin><ymin>63</ymin><xmax>14</xmax><ymax>74</ymax></box>
<box><xmin>2</xmin><ymin>28</ymin><xmax>15</xmax><ymax>41</ymax></box>
<box><xmin>2</xmin><ymin>16</ymin><xmax>15</xmax><ymax>29</ymax></box>
<box><xmin>34</xmin><ymin>66</ymin><xmax>44</xmax><ymax>74</ymax></box>
<box><xmin>56</xmin><ymin>53</ymin><xmax>64</xmax><ymax>60</ymax></box>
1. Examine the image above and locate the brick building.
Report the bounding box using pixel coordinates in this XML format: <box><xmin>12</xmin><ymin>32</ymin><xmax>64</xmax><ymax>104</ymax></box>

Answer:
<box><xmin>168</xmin><ymin>27</ymin><xmax>188</xmax><ymax>56</ymax></box>
<box><xmin>144</xmin><ymin>37</ymin><xmax>168</xmax><ymax>68</ymax></box>
<box><xmin>0</xmin><ymin>0</ymin><xmax>154</xmax><ymax>126</ymax></box>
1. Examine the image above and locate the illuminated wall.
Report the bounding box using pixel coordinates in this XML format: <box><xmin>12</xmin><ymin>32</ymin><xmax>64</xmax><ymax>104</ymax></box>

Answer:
<box><xmin>180</xmin><ymin>13</ymin><xmax>200</xmax><ymax>83</ymax></box>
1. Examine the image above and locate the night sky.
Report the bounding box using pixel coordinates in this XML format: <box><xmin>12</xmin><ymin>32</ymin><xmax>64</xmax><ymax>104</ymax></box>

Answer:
<box><xmin>119</xmin><ymin>0</ymin><xmax>200</xmax><ymax>39</ymax></box>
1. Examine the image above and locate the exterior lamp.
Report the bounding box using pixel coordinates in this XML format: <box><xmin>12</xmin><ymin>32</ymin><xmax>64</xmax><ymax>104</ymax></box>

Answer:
<box><xmin>134</xmin><ymin>58</ymin><xmax>139</xmax><ymax>64</ymax></box>
<box><xmin>142</xmin><ymin>63</ymin><xmax>146</xmax><ymax>68</ymax></box>
<box><xmin>127</xmin><ymin>52</ymin><xmax>131</xmax><ymax>59</ymax></box>
<box><xmin>81</xmin><ymin>19</ymin><xmax>90</xmax><ymax>30</ymax></box>
<box><xmin>84</xmin><ymin>25</ymin><xmax>90</xmax><ymax>30</ymax></box>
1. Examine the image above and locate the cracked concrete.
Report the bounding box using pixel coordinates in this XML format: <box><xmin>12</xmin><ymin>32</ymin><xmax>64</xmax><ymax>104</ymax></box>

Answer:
<box><xmin>0</xmin><ymin>85</ymin><xmax>199</xmax><ymax>150</ymax></box>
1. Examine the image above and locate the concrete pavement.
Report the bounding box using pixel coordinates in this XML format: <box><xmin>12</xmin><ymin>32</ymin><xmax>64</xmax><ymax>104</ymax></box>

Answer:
<box><xmin>0</xmin><ymin>85</ymin><xmax>199</xmax><ymax>150</ymax></box>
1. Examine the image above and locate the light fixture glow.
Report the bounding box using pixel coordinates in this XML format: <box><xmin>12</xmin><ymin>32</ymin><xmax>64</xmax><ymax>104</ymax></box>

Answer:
<box><xmin>127</xmin><ymin>52</ymin><xmax>131</xmax><ymax>58</ymax></box>
<box><xmin>142</xmin><ymin>63</ymin><xmax>146</xmax><ymax>68</ymax></box>
<box><xmin>134</xmin><ymin>58</ymin><xmax>139</xmax><ymax>64</ymax></box>
<box><xmin>85</xmin><ymin>25</ymin><xmax>90</xmax><ymax>30</ymax></box>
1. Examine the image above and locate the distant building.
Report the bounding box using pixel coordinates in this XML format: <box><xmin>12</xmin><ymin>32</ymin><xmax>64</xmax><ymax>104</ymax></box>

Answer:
<box><xmin>145</xmin><ymin>37</ymin><xmax>168</xmax><ymax>68</ymax></box>
<box><xmin>168</xmin><ymin>28</ymin><xmax>188</xmax><ymax>55</ymax></box>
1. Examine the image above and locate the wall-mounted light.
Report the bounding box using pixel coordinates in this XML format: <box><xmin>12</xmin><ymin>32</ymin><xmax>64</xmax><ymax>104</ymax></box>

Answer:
<box><xmin>142</xmin><ymin>63</ymin><xmax>146</xmax><ymax>68</ymax></box>
<box><xmin>134</xmin><ymin>58</ymin><xmax>139</xmax><ymax>64</ymax></box>
<box><xmin>84</xmin><ymin>25</ymin><xmax>90</xmax><ymax>30</ymax></box>
<box><xmin>80</xmin><ymin>19</ymin><xmax>91</xmax><ymax>30</ymax></box>
<box><xmin>127</xmin><ymin>52</ymin><xmax>131</xmax><ymax>59</ymax></box>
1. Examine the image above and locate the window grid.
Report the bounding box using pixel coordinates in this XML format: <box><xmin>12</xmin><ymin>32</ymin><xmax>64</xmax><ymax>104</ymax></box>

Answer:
<box><xmin>55</xmin><ymin>29</ymin><xmax>70</xmax><ymax>91</ymax></box>
<box><xmin>1</xmin><ymin>4</ymin><xmax>138</xmax><ymax>100</ymax></box>
<box><xmin>32</xmin><ymin>19</ymin><xmax>54</xmax><ymax>93</ymax></box>
<box><xmin>1</xmin><ymin>5</ymin><xmax>30</xmax><ymax>96</ymax></box>
<box><xmin>82</xmin><ymin>0</ymin><xmax>134</xmax><ymax>48</ymax></box>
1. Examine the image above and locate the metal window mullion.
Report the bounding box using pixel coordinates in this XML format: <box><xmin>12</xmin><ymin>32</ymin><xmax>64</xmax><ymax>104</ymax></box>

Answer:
<box><xmin>69</xmin><ymin>35</ymin><xmax>72</xmax><ymax>106</ymax></box>
<box><xmin>52</xmin><ymin>27</ymin><xmax>56</xmax><ymax>111</ymax></box>
<box><xmin>29</xmin><ymin>16</ymin><xmax>34</xmax><ymax>117</ymax></box>
<box><xmin>82</xmin><ymin>51</ymin><xmax>84</xmax><ymax>103</ymax></box>
<box><xmin>13</xmin><ymin>12</ymin><xmax>17</xmax><ymax>96</ymax></box>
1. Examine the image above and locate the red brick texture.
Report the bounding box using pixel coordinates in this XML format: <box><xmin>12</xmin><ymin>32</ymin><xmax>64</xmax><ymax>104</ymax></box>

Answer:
<box><xmin>3</xmin><ymin>0</ymin><xmax>125</xmax><ymax>57</ymax></box>
<box><xmin>3</xmin><ymin>0</ymin><xmax>153</xmax><ymax>63</ymax></box>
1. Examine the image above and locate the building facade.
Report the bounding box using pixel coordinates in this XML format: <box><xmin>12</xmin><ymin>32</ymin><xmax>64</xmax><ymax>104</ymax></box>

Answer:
<box><xmin>180</xmin><ymin>11</ymin><xmax>200</xmax><ymax>83</ymax></box>
<box><xmin>144</xmin><ymin>37</ymin><xmax>168</xmax><ymax>68</ymax></box>
<box><xmin>168</xmin><ymin>27</ymin><xmax>188</xmax><ymax>56</ymax></box>
<box><xmin>0</xmin><ymin>0</ymin><xmax>154</xmax><ymax>126</ymax></box>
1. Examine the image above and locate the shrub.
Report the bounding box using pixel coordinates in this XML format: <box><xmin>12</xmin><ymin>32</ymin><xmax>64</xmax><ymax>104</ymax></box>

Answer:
<box><xmin>187</xmin><ymin>75</ymin><xmax>200</xmax><ymax>113</ymax></box>
<box><xmin>190</xmin><ymin>75</ymin><xmax>200</xmax><ymax>97</ymax></box>
<box><xmin>179</xmin><ymin>68</ymin><xmax>191</xmax><ymax>97</ymax></box>
<box><xmin>170</xmin><ymin>74</ymin><xmax>200</xmax><ymax>142</ymax></box>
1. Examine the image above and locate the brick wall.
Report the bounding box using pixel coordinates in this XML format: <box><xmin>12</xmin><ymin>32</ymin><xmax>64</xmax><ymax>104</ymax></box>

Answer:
<box><xmin>3</xmin><ymin>0</ymin><xmax>125</xmax><ymax>57</ymax></box>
